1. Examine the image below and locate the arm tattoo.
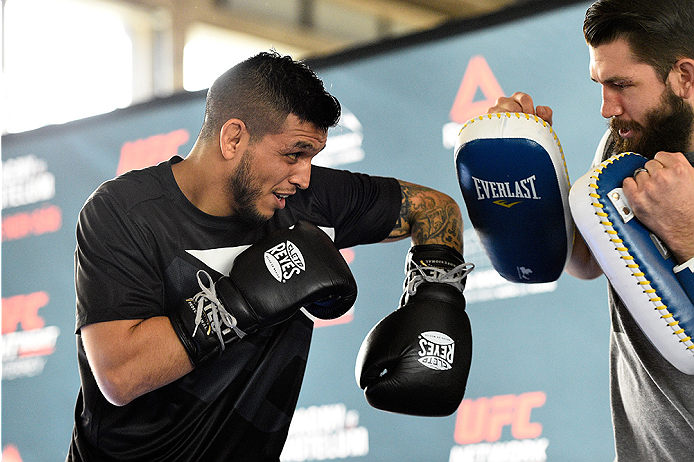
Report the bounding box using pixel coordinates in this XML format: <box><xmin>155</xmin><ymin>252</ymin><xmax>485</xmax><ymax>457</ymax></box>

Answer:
<box><xmin>389</xmin><ymin>181</ymin><xmax>463</xmax><ymax>250</ymax></box>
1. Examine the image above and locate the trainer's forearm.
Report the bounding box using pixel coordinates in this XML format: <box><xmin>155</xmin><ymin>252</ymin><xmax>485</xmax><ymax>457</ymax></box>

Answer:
<box><xmin>565</xmin><ymin>232</ymin><xmax>603</xmax><ymax>280</ymax></box>
<box><xmin>81</xmin><ymin>316</ymin><xmax>194</xmax><ymax>406</ymax></box>
<box><xmin>385</xmin><ymin>180</ymin><xmax>463</xmax><ymax>252</ymax></box>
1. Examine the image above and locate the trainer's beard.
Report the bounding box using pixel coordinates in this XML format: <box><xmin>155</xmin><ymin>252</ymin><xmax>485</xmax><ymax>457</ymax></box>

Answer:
<box><xmin>611</xmin><ymin>86</ymin><xmax>694</xmax><ymax>160</ymax></box>
<box><xmin>227</xmin><ymin>150</ymin><xmax>267</xmax><ymax>227</ymax></box>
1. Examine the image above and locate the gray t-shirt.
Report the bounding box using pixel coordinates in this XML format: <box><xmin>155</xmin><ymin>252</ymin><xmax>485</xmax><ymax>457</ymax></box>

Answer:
<box><xmin>590</xmin><ymin>131</ymin><xmax>694</xmax><ymax>460</ymax></box>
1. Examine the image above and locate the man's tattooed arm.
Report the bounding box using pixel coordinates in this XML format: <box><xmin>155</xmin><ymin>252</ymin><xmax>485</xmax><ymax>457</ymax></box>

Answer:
<box><xmin>385</xmin><ymin>180</ymin><xmax>463</xmax><ymax>251</ymax></box>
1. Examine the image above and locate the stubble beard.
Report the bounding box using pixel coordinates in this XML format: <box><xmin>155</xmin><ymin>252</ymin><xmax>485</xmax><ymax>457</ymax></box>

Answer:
<box><xmin>227</xmin><ymin>150</ymin><xmax>268</xmax><ymax>227</ymax></box>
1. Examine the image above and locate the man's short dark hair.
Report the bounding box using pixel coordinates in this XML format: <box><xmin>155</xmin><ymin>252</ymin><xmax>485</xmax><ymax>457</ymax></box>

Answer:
<box><xmin>199</xmin><ymin>51</ymin><xmax>341</xmax><ymax>141</ymax></box>
<box><xmin>583</xmin><ymin>0</ymin><xmax>694</xmax><ymax>81</ymax></box>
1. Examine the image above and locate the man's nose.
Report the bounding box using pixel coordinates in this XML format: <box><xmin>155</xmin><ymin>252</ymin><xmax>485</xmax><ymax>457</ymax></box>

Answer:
<box><xmin>289</xmin><ymin>158</ymin><xmax>312</xmax><ymax>190</ymax></box>
<box><xmin>601</xmin><ymin>87</ymin><xmax>624</xmax><ymax>119</ymax></box>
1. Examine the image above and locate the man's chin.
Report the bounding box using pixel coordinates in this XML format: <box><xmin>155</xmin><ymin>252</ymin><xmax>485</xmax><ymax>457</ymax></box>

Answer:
<box><xmin>235</xmin><ymin>208</ymin><xmax>272</xmax><ymax>228</ymax></box>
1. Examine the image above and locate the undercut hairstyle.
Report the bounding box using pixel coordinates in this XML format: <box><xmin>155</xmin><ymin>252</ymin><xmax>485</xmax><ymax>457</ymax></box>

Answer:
<box><xmin>199</xmin><ymin>51</ymin><xmax>341</xmax><ymax>142</ymax></box>
<box><xmin>583</xmin><ymin>0</ymin><xmax>694</xmax><ymax>82</ymax></box>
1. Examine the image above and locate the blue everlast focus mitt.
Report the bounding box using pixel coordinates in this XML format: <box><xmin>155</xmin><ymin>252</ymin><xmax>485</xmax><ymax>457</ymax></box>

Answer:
<box><xmin>454</xmin><ymin>112</ymin><xmax>574</xmax><ymax>283</ymax></box>
<box><xmin>570</xmin><ymin>152</ymin><xmax>694</xmax><ymax>374</ymax></box>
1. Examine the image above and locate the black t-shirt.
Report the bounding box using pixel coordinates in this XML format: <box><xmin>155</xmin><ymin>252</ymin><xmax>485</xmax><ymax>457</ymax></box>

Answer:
<box><xmin>68</xmin><ymin>156</ymin><xmax>401</xmax><ymax>461</ymax></box>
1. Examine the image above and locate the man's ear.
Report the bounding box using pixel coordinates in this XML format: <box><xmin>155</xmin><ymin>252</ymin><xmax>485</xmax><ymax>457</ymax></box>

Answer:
<box><xmin>670</xmin><ymin>58</ymin><xmax>694</xmax><ymax>99</ymax></box>
<box><xmin>219</xmin><ymin>119</ymin><xmax>249</xmax><ymax>160</ymax></box>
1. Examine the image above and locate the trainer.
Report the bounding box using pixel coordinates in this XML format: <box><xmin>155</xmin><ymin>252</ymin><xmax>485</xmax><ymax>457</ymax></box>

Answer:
<box><xmin>67</xmin><ymin>51</ymin><xmax>472</xmax><ymax>461</ymax></box>
<box><xmin>487</xmin><ymin>0</ymin><xmax>694</xmax><ymax>459</ymax></box>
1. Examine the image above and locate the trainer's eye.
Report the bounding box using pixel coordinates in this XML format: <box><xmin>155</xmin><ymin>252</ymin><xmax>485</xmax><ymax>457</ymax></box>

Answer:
<box><xmin>611</xmin><ymin>82</ymin><xmax>631</xmax><ymax>90</ymax></box>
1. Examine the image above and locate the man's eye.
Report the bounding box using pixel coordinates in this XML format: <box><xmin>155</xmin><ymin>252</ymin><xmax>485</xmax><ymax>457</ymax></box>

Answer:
<box><xmin>284</xmin><ymin>152</ymin><xmax>303</xmax><ymax>162</ymax></box>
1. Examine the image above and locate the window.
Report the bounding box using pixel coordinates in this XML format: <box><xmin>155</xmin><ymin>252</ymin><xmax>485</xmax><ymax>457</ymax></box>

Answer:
<box><xmin>183</xmin><ymin>24</ymin><xmax>306</xmax><ymax>92</ymax></box>
<box><xmin>3</xmin><ymin>0</ymin><xmax>133</xmax><ymax>133</ymax></box>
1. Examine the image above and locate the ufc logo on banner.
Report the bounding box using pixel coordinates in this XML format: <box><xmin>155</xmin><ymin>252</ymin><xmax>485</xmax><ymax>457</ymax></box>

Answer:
<box><xmin>2</xmin><ymin>291</ymin><xmax>49</xmax><ymax>333</ymax></box>
<box><xmin>453</xmin><ymin>391</ymin><xmax>546</xmax><ymax>444</ymax></box>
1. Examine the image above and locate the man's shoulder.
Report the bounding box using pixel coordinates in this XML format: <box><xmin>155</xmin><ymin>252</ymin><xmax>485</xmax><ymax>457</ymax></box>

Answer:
<box><xmin>89</xmin><ymin>162</ymin><xmax>170</xmax><ymax>212</ymax></box>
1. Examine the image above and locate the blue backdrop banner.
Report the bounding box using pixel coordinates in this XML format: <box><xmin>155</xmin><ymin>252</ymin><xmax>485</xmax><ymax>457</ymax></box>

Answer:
<box><xmin>2</xmin><ymin>2</ymin><xmax>615</xmax><ymax>460</ymax></box>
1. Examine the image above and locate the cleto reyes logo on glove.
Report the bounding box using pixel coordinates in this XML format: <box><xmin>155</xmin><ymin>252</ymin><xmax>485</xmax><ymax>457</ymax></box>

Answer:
<box><xmin>418</xmin><ymin>331</ymin><xmax>455</xmax><ymax>371</ymax></box>
<box><xmin>264</xmin><ymin>240</ymin><xmax>306</xmax><ymax>283</ymax></box>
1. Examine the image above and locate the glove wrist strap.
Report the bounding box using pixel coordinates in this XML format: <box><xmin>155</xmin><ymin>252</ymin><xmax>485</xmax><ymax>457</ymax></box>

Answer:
<box><xmin>402</xmin><ymin>245</ymin><xmax>474</xmax><ymax>304</ymax></box>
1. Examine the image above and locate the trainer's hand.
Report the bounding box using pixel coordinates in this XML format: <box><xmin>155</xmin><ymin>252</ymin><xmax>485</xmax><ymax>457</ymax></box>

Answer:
<box><xmin>487</xmin><ymin>92</ymin><xmax>553</xmax><ymax>126</ymax></box>
<box><xmin>622</xmin><ymin>151</ymin><xmax>694</xmax><ymax>263</ymax></box>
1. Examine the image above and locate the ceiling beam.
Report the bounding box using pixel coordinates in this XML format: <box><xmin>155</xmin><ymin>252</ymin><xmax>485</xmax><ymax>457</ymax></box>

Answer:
<box><xmin>107</xmin><ymin>0</ymin><xmax>358</xmax><ymax>52</ymax></box>
<box><xmin>327</xmin><ymin>0</ymin><xmax>448</xmax><ymax>28</ymax></box>
<box><xmin>397</xmin><ymin>0</ymin><xmax>515</xmax><ymax>16</ymax></box>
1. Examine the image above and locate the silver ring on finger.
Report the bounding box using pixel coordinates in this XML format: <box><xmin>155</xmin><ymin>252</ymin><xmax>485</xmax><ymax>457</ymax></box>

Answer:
<box><xmin>633</xmin><ymin>167</ymin><xmax>649</xmax><ymax>179</ymax></box>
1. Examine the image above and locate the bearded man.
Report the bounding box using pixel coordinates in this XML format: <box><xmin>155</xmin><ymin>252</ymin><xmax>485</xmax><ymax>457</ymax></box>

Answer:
<box><xmin>487</xmin><ymin>0</ymin><xmax>694</xmax><ymax>460</ymax></box>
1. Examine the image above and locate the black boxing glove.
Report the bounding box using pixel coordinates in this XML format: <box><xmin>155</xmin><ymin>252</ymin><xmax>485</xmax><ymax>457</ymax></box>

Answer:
<box><xmin>171</xmin><ymin>221</ymin><xmax>357</xmax><ymax>366</ymax></box>
<box><xmin>355</xmin><ymin>244</ymin><xmax>474</xmax><ymax>416</ymax></box>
